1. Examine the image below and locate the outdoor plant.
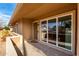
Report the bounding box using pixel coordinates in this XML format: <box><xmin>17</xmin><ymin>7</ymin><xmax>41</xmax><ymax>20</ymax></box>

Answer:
<box><xmin>3</xmin><ymin>26</ymin><xmax>10</xmax><ymax>30</ymax></box>
<box><xmin>0</xmin><ymin>26</ymin><xmax>10</xmax><ymax>41</ymax></box>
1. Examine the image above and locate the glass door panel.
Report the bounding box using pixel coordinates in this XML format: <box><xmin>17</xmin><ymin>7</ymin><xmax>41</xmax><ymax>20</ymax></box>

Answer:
<box><xmin>58</xmin><ymin>15</ymin><xmax>71</xmax><ymax>50</ymax></box>
<box><xmin>41</xmin><ymin>21</ymin><xmax>47</xmax><ymax>42</ymax></box>
<box><xmin>48</xmin><ymin>19</ymin><xmax>56</xmax><ymax>45</ymax></box>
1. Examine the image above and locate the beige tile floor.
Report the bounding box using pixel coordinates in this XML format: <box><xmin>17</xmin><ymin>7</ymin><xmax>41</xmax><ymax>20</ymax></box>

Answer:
<box><xmin>24</xmin><ymin>41</ymin><xmax>72</xmax><ymax>56</ymax></box>
<box><xmin>24</xmin><ymin>41</ymin><xmax>46</xmax><ymax>56</ymax></box>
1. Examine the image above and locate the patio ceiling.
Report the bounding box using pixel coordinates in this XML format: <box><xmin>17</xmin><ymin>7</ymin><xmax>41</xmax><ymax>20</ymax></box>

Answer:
<box><xmin>9</xmin><ymin>3</ymin><xmax>77</xmax><ymax>25</ymax></box>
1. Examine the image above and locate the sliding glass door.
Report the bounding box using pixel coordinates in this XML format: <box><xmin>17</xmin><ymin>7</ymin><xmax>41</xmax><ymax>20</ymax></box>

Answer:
<box><xmin>40</xmin><ymin>14</ymin><xmax>73</xmax><ymax>51</ymax></box>
<box><xmin>58</xmin><ymin>15</ymin><xmax>71</xmax><ymax>50</ymax></box>
<box><xmin>48</xmin><ymin>19</ymin><xmax>56</xmax><ymax>45</ymax></box>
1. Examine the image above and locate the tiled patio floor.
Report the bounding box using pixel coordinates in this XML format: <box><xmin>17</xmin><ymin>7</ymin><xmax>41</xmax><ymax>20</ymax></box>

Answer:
<box><xmin>24</xmin><ymin>41</ymin><xmax>72</xmax><ymax>56</ymax></box>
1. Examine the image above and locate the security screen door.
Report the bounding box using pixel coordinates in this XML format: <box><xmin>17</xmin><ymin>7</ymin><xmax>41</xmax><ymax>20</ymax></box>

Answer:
<box><xmin>33</xmin><ymin>22</ymin><xmax>39</xmax><ymax>41</ymax></box>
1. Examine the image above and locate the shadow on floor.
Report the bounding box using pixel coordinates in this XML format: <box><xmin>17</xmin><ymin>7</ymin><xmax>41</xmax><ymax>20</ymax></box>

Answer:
<box><xmin>27</xmin><ymin>41</ymin><xmax>72</xmax><ymax>56</ymax></box>
<box><xmin>23</xmin><ymin>39</ymin><xmax>27</xmax><ymax>56</ymax></box>
<box><xmin>11</xmin><ymin>40</ymin><xmax>23</xmax><ymax>56</ymax></box>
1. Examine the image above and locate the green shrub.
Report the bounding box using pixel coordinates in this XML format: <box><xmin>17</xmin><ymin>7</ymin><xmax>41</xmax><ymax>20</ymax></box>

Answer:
<box><xmin>3</xmin><ymin>26</ymin><xmax>10</xmax><ymax>30</ymax></box>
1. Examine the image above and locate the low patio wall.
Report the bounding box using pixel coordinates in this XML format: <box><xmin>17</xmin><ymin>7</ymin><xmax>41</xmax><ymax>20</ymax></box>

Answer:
<box><xmin>6</xmin><ymin>32</ymin><xmax>23</xmax><ymax>56</ymax></box>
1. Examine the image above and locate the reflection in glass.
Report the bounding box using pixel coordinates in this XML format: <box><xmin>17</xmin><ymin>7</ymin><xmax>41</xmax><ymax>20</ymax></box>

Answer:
<box><xmin>48</xmin><ymin>19</ymin><xmax>56</xmax><ymax>45</ymax></box>
<box><xmin>41</xmin><ymin>21</ymin><xmax>47</xmax><ymax>42</ymax></box>
<box><xmin>58</xmin><ymin>15</ymin><xmax>71</xmax><ymax>50</ymax></box>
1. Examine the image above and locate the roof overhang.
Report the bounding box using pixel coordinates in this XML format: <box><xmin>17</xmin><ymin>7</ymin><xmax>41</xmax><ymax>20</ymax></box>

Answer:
<box><xmin>9</xmin><ymin>3</ymin><xmax>77</xmax><ymax>25</ymax></box>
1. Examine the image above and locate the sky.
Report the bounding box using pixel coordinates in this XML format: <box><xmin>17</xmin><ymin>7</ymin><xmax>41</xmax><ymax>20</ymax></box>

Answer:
<box><xmin>0</xmin><ymin>3</ymin><xmax>16</xmax><ymax>27</ymax></box>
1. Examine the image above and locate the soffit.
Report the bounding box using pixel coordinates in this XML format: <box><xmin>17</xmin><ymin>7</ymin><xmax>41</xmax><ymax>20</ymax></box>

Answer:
<box><xmin>10</xmin><ymin>3</ymin><xmax>77</xmax><ymax>25</ymax></box>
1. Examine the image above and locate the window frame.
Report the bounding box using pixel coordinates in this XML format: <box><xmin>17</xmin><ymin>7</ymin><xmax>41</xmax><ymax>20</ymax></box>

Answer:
<box><xmin>32</xmin><ymin>10</ymin><xmax>76</xmax><ymax>54</ymax></box>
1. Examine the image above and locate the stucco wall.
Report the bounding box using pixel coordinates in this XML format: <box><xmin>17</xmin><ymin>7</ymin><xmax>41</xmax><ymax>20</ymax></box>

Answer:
<box><xmin>22</xmin><ymin>20</ymin><xmax>32</xmax><ymax>41</ymax></box>
<box><xmin>17</xmin><ymin>20</ymin><xmax>23</xmax><ymax>35</ymax></box>
<box><xmin>12</xmin><ymin>20</ymin><xmax>23</xmax><ymax>35</ymax></box>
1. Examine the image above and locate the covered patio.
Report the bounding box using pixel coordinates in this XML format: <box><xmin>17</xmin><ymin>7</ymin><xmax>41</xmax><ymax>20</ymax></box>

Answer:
<box><xmin>9</xmin><ymin>3</ymin><xmax>78</xmax><ymax>56</ymax></box>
